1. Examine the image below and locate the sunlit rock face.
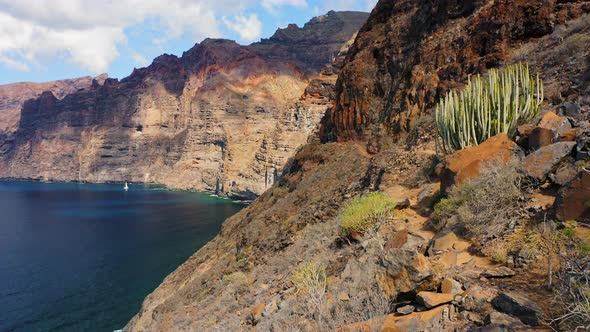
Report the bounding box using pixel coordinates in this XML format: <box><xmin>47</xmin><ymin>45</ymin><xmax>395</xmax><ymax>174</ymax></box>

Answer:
<box><xmin>0</xmin><ymin>11</ymin><xmax>368</xmax><ymax>200</ymax></box>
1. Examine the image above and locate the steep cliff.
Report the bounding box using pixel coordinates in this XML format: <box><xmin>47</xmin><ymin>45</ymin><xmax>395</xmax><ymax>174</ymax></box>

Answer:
<box><xmin>0</xmin><ymin>74</ymin><xmax>107</xmax><ymax>134</ymax></box>
<box><xmin>320</xmin><ymin>0</ymin><xmax>590</xmax><ymax>143</ymax></box>
<box><xmin>0</xmin><ymin>11</ymin><xmax>368</xmax><ymax>199</ymax></box>
<box><xmin>125</xmin><ymin>1</ymin><xmax>590</xmax><ymax>331</ymax></box>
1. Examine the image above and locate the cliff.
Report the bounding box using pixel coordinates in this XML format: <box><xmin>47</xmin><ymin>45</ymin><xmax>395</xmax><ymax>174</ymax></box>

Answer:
<box><xmin>320</xmin><ymin>0</ymin><xmax>590</xmax><ymax>143</ymax></box>
<box><xmin>0</xmin><ymin>74</ymin><xmax>107</xmax><ymax>135</ymax></box>
<box><xmin>0</xmin><ymin>11</ymin><xmax>368</xmax><ymax>200</ymax></box>
<box><xmin>125</xmin><ymin>1</ymin><xmax>590</xmax><ymax>331</ymax></box>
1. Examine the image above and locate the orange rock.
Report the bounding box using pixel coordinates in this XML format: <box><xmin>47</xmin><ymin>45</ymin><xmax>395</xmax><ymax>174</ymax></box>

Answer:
<box><xmin>558</xmin><ymin>128</ymin><xmax>577</xmax><ymax>142</ymax></box>
<box><xmin>538</xmin><ymin>111</ymin><xmax>572</xmax><ymax>135</ymax></box>
<box><xmin>441</xmin><ymin>278</ymin><xmax>463</xmax><ymax>294</ymax></box>
<box><xmin>438</xmin><ymin>134</ymin><xmax>519</xmax><ymax>192</ymax></box>
<box><xmin>416</xmin><ymin>291</ymin><xmax>455</xmax><ymax>308</ymax></box>
<box><xmin>521</xmin><ymin>142</ymin><xmax>576</xmax><ymax>181</ymax></box>
<box><xmin>339</xmin><ymin>306</ymin><xmax>447</xmax><ymax>332</ymax></box>
<box><xmin>251</xmin><ymin>303</ymin><xmax>265</xmax><ymax>320</ymax></box>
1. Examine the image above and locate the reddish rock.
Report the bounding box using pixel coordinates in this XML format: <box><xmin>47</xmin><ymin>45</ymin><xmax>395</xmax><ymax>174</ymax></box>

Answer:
<box><xmin>528</xmin><ymin>127</ymin><xmax>555</xmax><ymax>150</ymax></box>
<box><xmin>441</xmin><ymin>278</ymin><xmax>463</xmax><ymax>294</ymax></box>
<box><xmin>251</xmin><ymin>303</ymin><xmax>265</xmax><ymax>320</ymax></box>
<box><xmin>438</xmin><ymin>134</ymin><xmax>519</xmax><ymax>192</ymax></box>
<box><xmin>320</xmin><ymin>1</ymin><xmax>589</xmax><ymax>142</ymax></box>
<box><xmin>521</xmin><ymin>142</ymin><xmax>576</xmax><ymax>181</ymax></box>
<box><xmin>558</xmin><ymin>128</ymin><xmax>578</xmax><ymax>142</ymax></box>
<box><xmin>556</xmin><ymin>171</ymin><xmax>590</xmax><ymax>222</ymax></box>
<box><xmin>538</xmin><ymin>111</ymin><xmax>572</xmax><ymax>135</ymax></box>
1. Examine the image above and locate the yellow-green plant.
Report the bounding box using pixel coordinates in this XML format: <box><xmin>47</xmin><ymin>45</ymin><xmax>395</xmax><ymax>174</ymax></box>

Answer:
<box><xmin>338</xmin><ymin>192</ymin><xmax>396</xmax><ymax>235</ymax></box>
<box><xmin>291</xmin><ymin>261</ymin><xmax>327</xmax><ymax>324</ymax></box>
<box><xmin>435</xmin><ymin>63</ymin><xmax>543</xmax><ymax>154</ymax></box>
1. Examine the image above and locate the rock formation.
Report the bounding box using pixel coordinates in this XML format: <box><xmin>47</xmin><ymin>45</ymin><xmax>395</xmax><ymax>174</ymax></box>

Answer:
<box><xmin>320</xmin><ymin>0</ymin><xmax>590</xmax><ymax>143</ymax></box>
<box><xmin>0</xmin><ymin>74</ymin><xmax>107</xmax><ymax>134</ymax></box>
<box><xmin>0</xmin><ymin>11</ymin><xmax>368</xmax><ymax>200</ymax></box>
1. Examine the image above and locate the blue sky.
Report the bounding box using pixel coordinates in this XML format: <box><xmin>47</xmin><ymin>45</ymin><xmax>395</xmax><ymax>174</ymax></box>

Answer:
<box><xmin>0</xmin><ymin>0</ymin><xmax>376</xmax><ymax>84</ymax></box>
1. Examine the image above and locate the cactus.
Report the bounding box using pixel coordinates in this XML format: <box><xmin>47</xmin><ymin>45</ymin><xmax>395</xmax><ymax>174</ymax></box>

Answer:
<box><xmin>435</xmin><ymin>63</ymin><xmax>543</xmax><ymax>155</ymax></box>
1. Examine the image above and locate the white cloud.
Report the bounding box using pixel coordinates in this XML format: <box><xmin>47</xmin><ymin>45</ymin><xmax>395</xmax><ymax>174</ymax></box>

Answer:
<box><xmin>313</xmin><ymin>0</ymin><xmax>377</xmax><ymax>14</ymax></box>
<box><xmin>261</xmin><ymin>0</ymin><xmax>307</xmax><ymax>11</ymax></box>
<box><xmin>0</xmin><ymin>54</ymin><xmax>29</xmax><ymax>71</ymax></box>
<box><xmin>130</xmin><ymin>50</ymin><xmax>149</xmax><ymax>67</ymax></box>
<box><xmin>0</xmin><ymin>0</ymin><xmax>372</xmax><ymax>76</ymax></box>
<box><xmin>222</xmin><ymin>14</ymin><xmax>263</xmax><ymax>42</ymax></box>
<box><xmin>0</xmin><ymin>0</ymin><xmax>229</xmax><ymax>74</ymax></box>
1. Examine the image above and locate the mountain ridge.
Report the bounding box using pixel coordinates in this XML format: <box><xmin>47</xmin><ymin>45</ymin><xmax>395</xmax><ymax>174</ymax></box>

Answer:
<box><xmin>0</xmin><ymin>11</ymin><xmax>369</xmax><ymax>199</ymax></box>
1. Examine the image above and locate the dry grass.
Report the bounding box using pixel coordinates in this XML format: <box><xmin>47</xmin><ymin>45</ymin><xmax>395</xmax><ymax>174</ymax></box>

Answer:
<box><xmin>434</xmin><ymin>159</ymin><xmax>523</xmax><ymax>243</ymax></box>
<box><xmin>291</xmin><ymin>261</ymin><xmax>328</xmax><ymax>325</ymax></box>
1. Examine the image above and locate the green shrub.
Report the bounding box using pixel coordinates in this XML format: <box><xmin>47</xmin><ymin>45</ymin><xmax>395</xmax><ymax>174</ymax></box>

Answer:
<box><xmin>338</xmin><ymin>192</ymin><xmax>396</xmax><ymax>235</ymax></box>
<box><xmin>435</xmin><ymin>63</ymin><xmax>543</xmax><ymax>154</ymax></box>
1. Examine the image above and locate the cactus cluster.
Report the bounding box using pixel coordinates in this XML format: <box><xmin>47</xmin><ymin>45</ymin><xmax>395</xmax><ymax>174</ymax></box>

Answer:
<box><xmin>435</xmin><ymin>63</ymin><xmax>544</xmax><ymax>155</ymax></box>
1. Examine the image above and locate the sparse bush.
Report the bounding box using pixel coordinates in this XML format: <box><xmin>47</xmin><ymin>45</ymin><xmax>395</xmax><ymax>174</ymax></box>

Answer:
<box><xmin>325</xmin><ymin>283</ymin><xmax>389</xmax><ymax>331</ymax></box>
<box><xmin>434</xmin><ymin>159</ymin><xmax>523</xmax><ymax>242</ymax></box>
<box><xmin>338</xmin><ymin>192</ymin><xmax>396</xmax><ymax>235</ymax></box>
<box><xmin>292</xmin><ymin>261</ymin><xmax>327</xmax><ymax>325</ymax></box>
<box><xmin>222</xmin><ymin>271</ymin><xmax>254</xmax><ymax>295</ymax></box>
<box><xmin>552</xmin><ymin>244</ymin><xmax>590</xmax><ymax>330</ymax></box>
<box><xmin>435</xmin><ymin>63</ymin><xmax>543</xmax><ymax>154</ymax></box>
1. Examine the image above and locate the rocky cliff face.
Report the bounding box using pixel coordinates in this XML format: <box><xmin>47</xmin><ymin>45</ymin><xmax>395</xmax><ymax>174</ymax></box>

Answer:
<box><xmin>320</xmin><ymin>0</ymin><xmax>590</xmax><ymax>143</ymax></box>
<box><xmin>125</xmin><ymin>1</ymin><xmax>590</xmax><ymax>331</ymax></box>
<box><xmin>0</xmin><ymin>74</ymin><xmax>107</xmax><ymax>135</ymax></box>
<box><xmin>0</xmin><ymin>11</ymin><xmax>367</xmax><ymax>199</ymax></box>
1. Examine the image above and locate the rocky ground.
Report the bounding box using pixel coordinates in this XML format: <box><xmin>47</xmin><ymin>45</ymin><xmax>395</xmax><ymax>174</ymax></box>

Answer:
<box><xmin>0</xmin><ymin>11</ymin><xmax>368</xmax><ymax>200</ymax></box>
<box><xmin>125</xmin><ymin>1</ymin><xmax>590</xmax><ymax>331</ymax></box>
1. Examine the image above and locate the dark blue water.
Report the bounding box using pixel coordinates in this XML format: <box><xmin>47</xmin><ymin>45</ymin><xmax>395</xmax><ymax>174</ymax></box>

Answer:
<box><xmin>0</xmin><ymin>181</ymin><xmax>244</xmax><ymax>332</ymax></box>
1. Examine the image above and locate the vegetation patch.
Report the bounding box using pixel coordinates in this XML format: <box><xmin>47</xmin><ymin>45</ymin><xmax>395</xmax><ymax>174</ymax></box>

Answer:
<box><xmin>435</xmin><ymin>62</ymin><xmax>543</xmax><ymax>154</ymax></box>
<box><xmin>434</xmin><ymin>160</ymin><xmax>523</xmax><ymax>243</ymax></box>
<box><xmin>338</xmin><ymin>192</ymin><xmax>396</xmax><ymax>236</ymax></box>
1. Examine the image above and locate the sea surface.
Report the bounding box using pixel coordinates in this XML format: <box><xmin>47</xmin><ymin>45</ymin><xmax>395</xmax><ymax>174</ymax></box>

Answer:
<box><xmin>0</xmin><ymin>181</ymin><xmax>245</xmax><ymax>332</ymax></box>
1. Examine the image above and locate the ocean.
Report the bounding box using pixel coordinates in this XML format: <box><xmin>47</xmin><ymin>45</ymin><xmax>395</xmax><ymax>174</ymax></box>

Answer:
<box><xmin>0</xmin><ymin>181</ymin><xmax>244</xmax><ymax>332</ymax></box>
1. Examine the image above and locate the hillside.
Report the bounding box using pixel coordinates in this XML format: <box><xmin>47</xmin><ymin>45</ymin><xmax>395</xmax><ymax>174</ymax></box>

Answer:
<box><xmin>125</xmin><ymin>1</ymin><xmax>590</xmax><ymax>331</ymax></box>
<box><xmin>0</xmin><ymin>11</ymin><xmax>368</xmax><ymax>200</ymax></box>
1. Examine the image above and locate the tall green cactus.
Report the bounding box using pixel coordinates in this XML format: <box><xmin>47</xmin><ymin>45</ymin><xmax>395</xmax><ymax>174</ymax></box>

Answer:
<box><xmin>435</xmin><ymin>63</ymin><xmax>543</xmax><ymax>155</ymax></box>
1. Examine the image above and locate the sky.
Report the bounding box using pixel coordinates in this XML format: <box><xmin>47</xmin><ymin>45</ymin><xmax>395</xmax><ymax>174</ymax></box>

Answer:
<box><xmin>0</xmin><ymin>0</ymin><xmax>377</xmax><ymax>84</ymax></box>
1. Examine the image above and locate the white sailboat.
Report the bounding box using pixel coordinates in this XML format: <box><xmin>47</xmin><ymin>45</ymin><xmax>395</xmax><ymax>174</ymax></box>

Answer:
<box><xmin>123</xmin><ymin>182</ymin><xmax>129</xmax><ymax>191</ymax></box>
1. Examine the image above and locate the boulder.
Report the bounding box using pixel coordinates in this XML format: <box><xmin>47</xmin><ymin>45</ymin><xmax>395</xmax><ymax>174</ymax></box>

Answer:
<box><xmin>528</xmin><ymin>127</ymin><xmax>555</xmax><ymax>150</ymax></box>
<box><xmin>484</xmin><ymin>311</ymin><xmax>525</xmax><ymax>328</ymax></box>
<box><xmin>550</xmin><ymin>163</ymin><xmax>579</xmax><ymax>186</ymax></box>
<box><xmin>520</xmin><ymin>142</ymin><xmax>576</xmax><ymax>181</ymax></box>
<box><xmin>380</xmin><ymin>249</ymin><xmax>433</xmax><ymax>294</ymax></box>
<box><xmin>429</xmin><ymin>230</ymin><xmax>459</xmax><ymax>253</ymax></box>
<box><xmin>491</xmin><ymin>292</ymin><xmax>543</xmax><ymax>326</ymax></box>
<box><xmin>558</xmin><ymin>128</ymin><xmax>577</xmax><ymax>142</ymax></box>
<box><xmin>556</xmin><ymin>171</ymin><xmax>590</xmax><ymax>222</ymax></box>
<box><xmin>438</xmin><ymin>134</ymin><xmax>520</xmax><ymax>193</ymax></box>
<box><xmin>396</xmin><ymin>305</ymin><xmax>415</xmax><ymax>315</ymax></box>
<box><xmin>441</xmin><ymin>278</ymin><xmax>463</xmax><ymax>294</ymax></box>
<box><xmin>341</xmin><ymin>306</ymin><xmax>447</xmax><ymax>332</ymax></box>
<box><xmin>557</xmin><ymin>102</ymin><xmax>582</xmax><ymax>119</ymax></box>
<box><xmin>538</xmin><ymin>111</ymin><xmax>572</xmax><ymax>136</ymax></box>
<box><xmin>416</xmin><ymin>291</ymin><xmax>455</xmax><ymax>308</ymax></box>
<box><xmin>481</xmin><ymin>266</ymin><xmax>516</xmax><ymax>278</ymax></box>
